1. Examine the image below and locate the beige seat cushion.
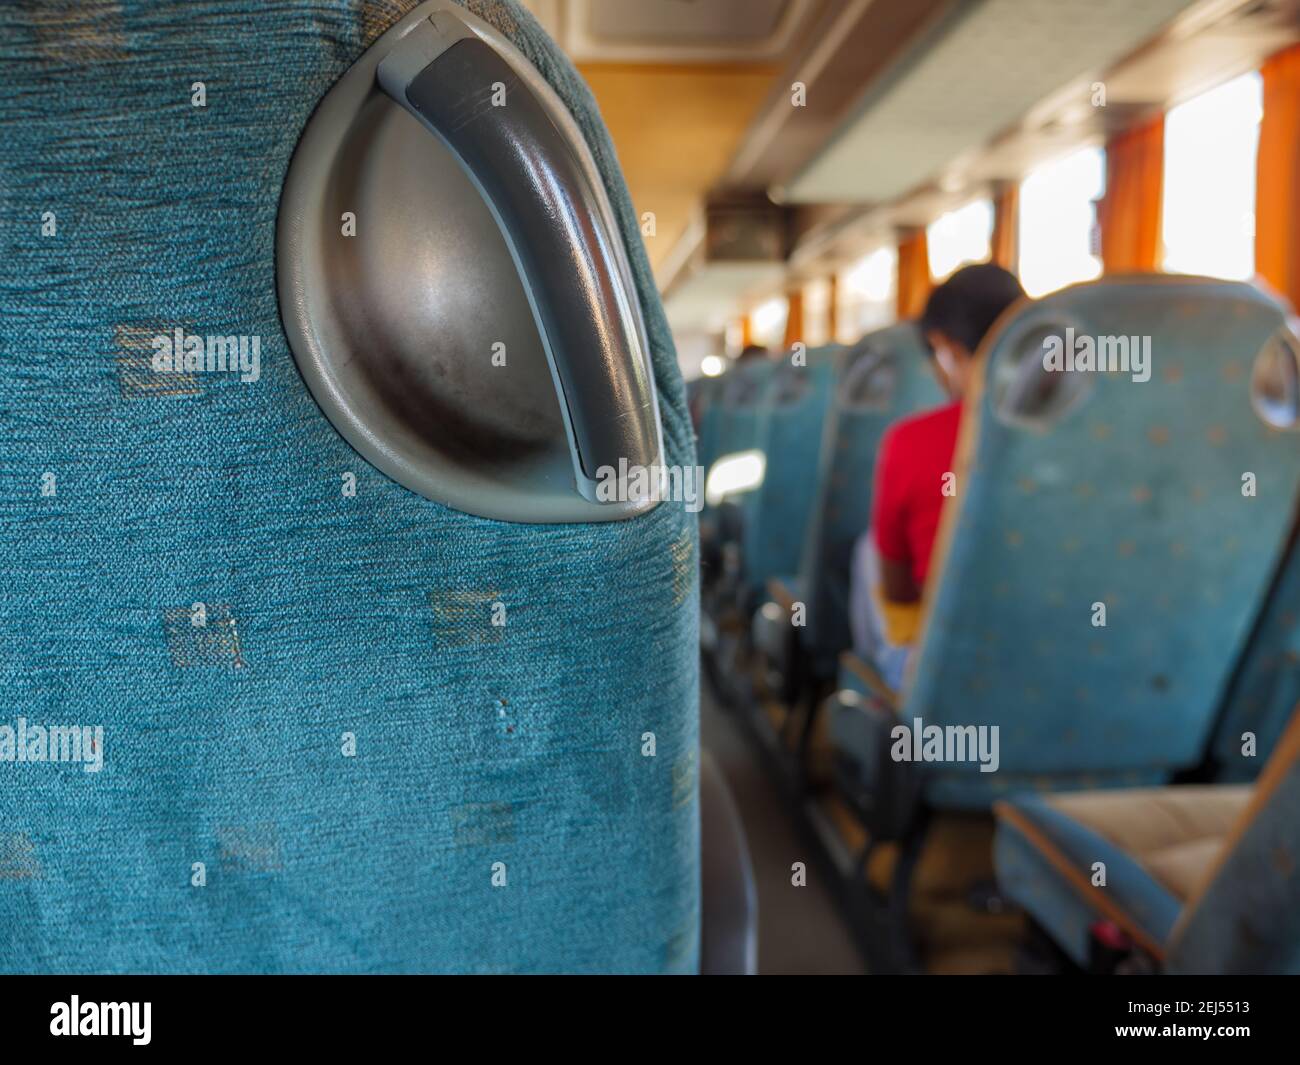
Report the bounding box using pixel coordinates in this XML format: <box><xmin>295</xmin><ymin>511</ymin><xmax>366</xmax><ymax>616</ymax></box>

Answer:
<box><xmin>1045</xmin><ymin>785</ymin><xmax>1253</xmax><ymax>901</ymax></box>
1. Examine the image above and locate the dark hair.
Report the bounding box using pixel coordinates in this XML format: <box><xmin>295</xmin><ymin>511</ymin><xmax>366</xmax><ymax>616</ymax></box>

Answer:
<box><xmin>919</xmin><ymin>262</ymin><xmax>1024</xmax><ymax>356</ymax></box>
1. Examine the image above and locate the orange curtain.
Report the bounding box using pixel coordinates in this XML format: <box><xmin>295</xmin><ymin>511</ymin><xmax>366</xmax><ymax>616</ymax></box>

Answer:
<box><xmin>1257</xmin><ymin>44</ymin><xmax>1300</xmax><ymax>310</ymax></box>
<box><xmin>826</xmin><ymin>274</ymin><xmax>839</xmax><ymax>342</ymax></box>
<box><xmin>782</xmin><ymin>289</ymin><xmax>804</xmax><ymax>349</ymax></box>
<box><xmin>896</xmin><ymin>230</ymin><xmax>932</xmax><ymax>319</ymax></box>
<box><xmin>991</xmin><ymin>182</ymin><xmax>1019</xmax><ymax>271</ymax></box>
<box><xmin>740</xmin><ymin>314</ymin><xmax>753</xmax><ymax>348</ymax></box>
<box><xmin>1099</xmin><ymin>115</ymin><xmax>1165</xmax><ymax>273</ymax></box>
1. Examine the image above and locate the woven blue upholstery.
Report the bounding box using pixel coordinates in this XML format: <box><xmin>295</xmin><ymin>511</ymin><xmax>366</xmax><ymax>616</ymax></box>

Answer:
<box><xmin>0</xmin><ymin>0</ymin><xmax>699</xmax><ymax>973</ymax></box>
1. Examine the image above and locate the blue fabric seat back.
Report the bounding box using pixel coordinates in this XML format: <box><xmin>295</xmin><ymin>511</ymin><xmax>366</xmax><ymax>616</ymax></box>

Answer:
<box><xmin>1166</xmin><ymin>711</ymin><xmax>1300</xmax><ymax>973</ymax></box>
<box><xmin>711</xmin><ymin>358</ymin><xmax>776</xmax><ymax>465</ymax></box>
<box><xmin>907</xmin><ymin>277</ymin><xmax>1300</xmax><ymax>808</ymax></box>
<box><xmin>705</xmin><ymin>358</ymin><xmax>776</xmax><ymax>530</ymax></box>
<box><xmin>799</xmin><ymin>324</ymin><xmax>944</xmax><ymax>670</ymax></box>
<box><xmin>742</xmin><ymin>348</ymin><xmax>840</xmax><ymax>597</ymax></box>
<box><xmin>0</xmin><ymin>0</ymin><xmax>699</xmax><ymax>974</ymax></box>
<box><xmin>692</xmin><ymin>374</ymin><xmax>727</xmax><ymax>489</ymax></box>
<box><xmin>691</xmin><ymin>371</ymin><xmax>733</xmax><ymax>494</ymax></box>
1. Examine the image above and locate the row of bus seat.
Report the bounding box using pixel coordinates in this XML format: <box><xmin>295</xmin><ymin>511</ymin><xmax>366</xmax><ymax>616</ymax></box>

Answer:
<box><xmin>694</xmin><ymin>327</ymin><xmax>944</xmax><ymax>694</ymax></box>
<box><xmin>692</xmin><ymin>275</ymin><xmax>1300</xmax><ymax>972</ymax></box>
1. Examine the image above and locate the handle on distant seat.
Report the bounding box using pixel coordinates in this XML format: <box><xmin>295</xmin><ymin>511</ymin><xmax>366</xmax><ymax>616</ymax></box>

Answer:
<box><xmin>377</xmin><ymin>12</ymin><xmax>660</xmax><ymax>494</ymax></box>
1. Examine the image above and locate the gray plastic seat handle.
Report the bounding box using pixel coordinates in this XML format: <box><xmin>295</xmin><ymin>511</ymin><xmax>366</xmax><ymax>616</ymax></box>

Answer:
<box><xmin>377</xmin><ymin>12</ymin><xmax>660</xmax><ymax>495</ymax></box>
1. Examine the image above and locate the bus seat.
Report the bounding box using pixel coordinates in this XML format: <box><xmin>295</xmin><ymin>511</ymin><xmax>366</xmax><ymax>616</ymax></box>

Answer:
<box><xmin>0</xmin><ymin>0</ymin><xmax>702</xmax><ymax>973</ymax></box>
<box><xmin>993</xmin><ymin>706</ymin><xmax>1300</xmax><ymax>973</ymax></box>
<box><xmin>741</xmin><ymin>348</ymin><xmax>840</xmax><ymax>601</ymax></box>
<box><xmin>801</xmin><ymin>326</ymin><xmax>943</xmax><ymax>677</ymax></box>
<box><xmin>693</xmin><ymin>374</ymin><xmax>728</xmax><ymax>486</ymax></box>
<box><xmin>700</xmin><ymin>357</ymin><xmax>777</xmax><ymax>611</ymax></box>
<box><xmin>700</xmin><ymin>358</ymin><xmax>776</xmax><ymax>542</ymax></box>
<box><xmin>753</xmin><ymin>327</ymin><xmax>943</xmax><ymax>698</ymax></box>
<box><xmin>834</xmin><ymin>277</ymin><xmax>1300</xmax><ymax>817</ymax></box>
<box><xmin>710</xmin><ymin>359</ymin><xmax>777</xmax><ymax>470</ymax></box>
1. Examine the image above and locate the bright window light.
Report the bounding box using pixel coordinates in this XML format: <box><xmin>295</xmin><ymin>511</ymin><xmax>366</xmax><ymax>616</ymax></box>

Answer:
<box><xmin>1162</xmin><ymin>71</ymin><xmax>1262</xmax><ymax>281</ymax></box>
<box><xmin>802</xmin><ymin>278</ymin><xmax>833</xmax><ymax>347</ymax></box>
<box><xmin>1018</xmin><ymin>146</ymin><xmax>1105</xmax><ymax>297</ymax></box>
<box><xmin>927</xmin><ymin>199</ymin><xmax>993</xmax><ymax>281</ymax></box>
<box><xmin>836</xmin><ymin>246</ymin><xmax>897</xmax><ymax>342</ymax></box>
<box><xmin>842</xmin><ymin>246</ymin><xmax>896</xmax><ymax>302</ymax></box>
<box><xmin>725</xmin><ymin>319</ymin><xmax>745</xmax><ymax>356</ymax></box>
<box><xmin>749</xmin><ymin>296</ymin><xmax>788</xmax><ymax>349</ymax></box>
<box><xmin>705</xmin><ymin>450</ymin><xmax>766</xmax><ymax>506</ymax></box>
<box><xmin>700</xmin><ymin>355</ymin><xmax>725</xmax><ymax>377</ymax></box>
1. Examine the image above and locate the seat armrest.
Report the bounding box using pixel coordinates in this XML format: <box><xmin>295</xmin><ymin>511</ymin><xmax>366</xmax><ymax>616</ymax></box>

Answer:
<box><xmin>839</xmin><ymin>650</ymin><xmax>899</xmax><ymax>711</ymax></box>
<box><xmin>767</xmin><ymin>577</ymin><xmax>799</xmax><ymax>613</ymax></box>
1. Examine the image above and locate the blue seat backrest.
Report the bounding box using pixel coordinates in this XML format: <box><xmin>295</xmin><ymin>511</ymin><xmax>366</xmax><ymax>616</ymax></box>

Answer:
<box><xmin>742</xmin><ymin>347</ymin><xmax>840</xmax><ymax>596</ymax></box>
<box><xmin>799</xmin><ymin>324</ymin><xmax>945</xmax><ymax>671</ymax></box>
<box><xmin>704</xmin><ymin>358</ymin><xmax>777</xmax><ymax>529</ymax></box>
<box><xmin>906</xmin><ymin>277</ymin><xmax>1300</xmax><ymax>809</ymax></box>
<box><xmin>0</xmin><ymin>0</ymin><xmax>699</xmax><ymax>973</ymax></box>
<box><xmin>693</xmin><ymin>374</ymin><xmax>727</xmax><ymax>485</ymax></box>
<box><xmin>1166</xmin><ymin>710</ymin><xmax>1300</xmax><ymax>974</ymax></box>
<box><xmin>712</xmin><ymin>359</ymin><xmax>777</xmax><ymax>462</ymax></box>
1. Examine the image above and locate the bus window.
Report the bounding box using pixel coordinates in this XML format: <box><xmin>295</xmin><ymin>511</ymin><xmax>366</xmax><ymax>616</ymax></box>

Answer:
<box><xmin>1162</xmin><ymin>71</ymin><xmax>1263</xmax><ymax>280</ymax></box>
<box><xmin>1018</xmin><ymin>146</ymin><xmax>1105</xmax><ymax>297</ymax></box>
<box><xmin>749</xmin><ymin>294</ymin><xmax>789</xmax><ymax>349</ymax></box>
<box><xmin>927</xmin><ymin>198</ymin><xmax>993</xmax><ymax>281</ymax></box>
<box><xmin>835</xmin><ymin>245</ymin><xmax>897</xmax><ymax>342</ymax></box>
<box><xmin>802</xmin><ymin>278</ymin><xmax>834</xmax><ymax>347</ymax></box>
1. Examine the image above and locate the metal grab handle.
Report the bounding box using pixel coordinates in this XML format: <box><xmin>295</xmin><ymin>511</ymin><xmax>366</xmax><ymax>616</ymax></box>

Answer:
<box><xmin>378</xmin><ymin>13</ymin><xmax>660</xmax><ymax>494</ymax></box>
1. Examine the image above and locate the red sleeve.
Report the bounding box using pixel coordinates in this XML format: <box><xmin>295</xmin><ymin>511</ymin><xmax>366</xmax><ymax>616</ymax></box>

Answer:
<box><xmin>871</xmin><ymin>425</ymin><xmax>910</xmax><ymax>564</ymax></box>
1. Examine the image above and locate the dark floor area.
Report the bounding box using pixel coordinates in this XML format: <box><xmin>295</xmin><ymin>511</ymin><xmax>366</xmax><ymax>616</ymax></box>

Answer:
<box><xmin>701</xmin><ymin>685</ymin><xmax>867</xmax><ymax>975</ymax></box>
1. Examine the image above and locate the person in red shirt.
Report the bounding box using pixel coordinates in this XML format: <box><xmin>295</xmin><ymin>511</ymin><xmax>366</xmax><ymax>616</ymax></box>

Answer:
<box><xmin>851</xmin><ymin>263</ymin><xmax>1025</xmax><ymax>686</ymax></box>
